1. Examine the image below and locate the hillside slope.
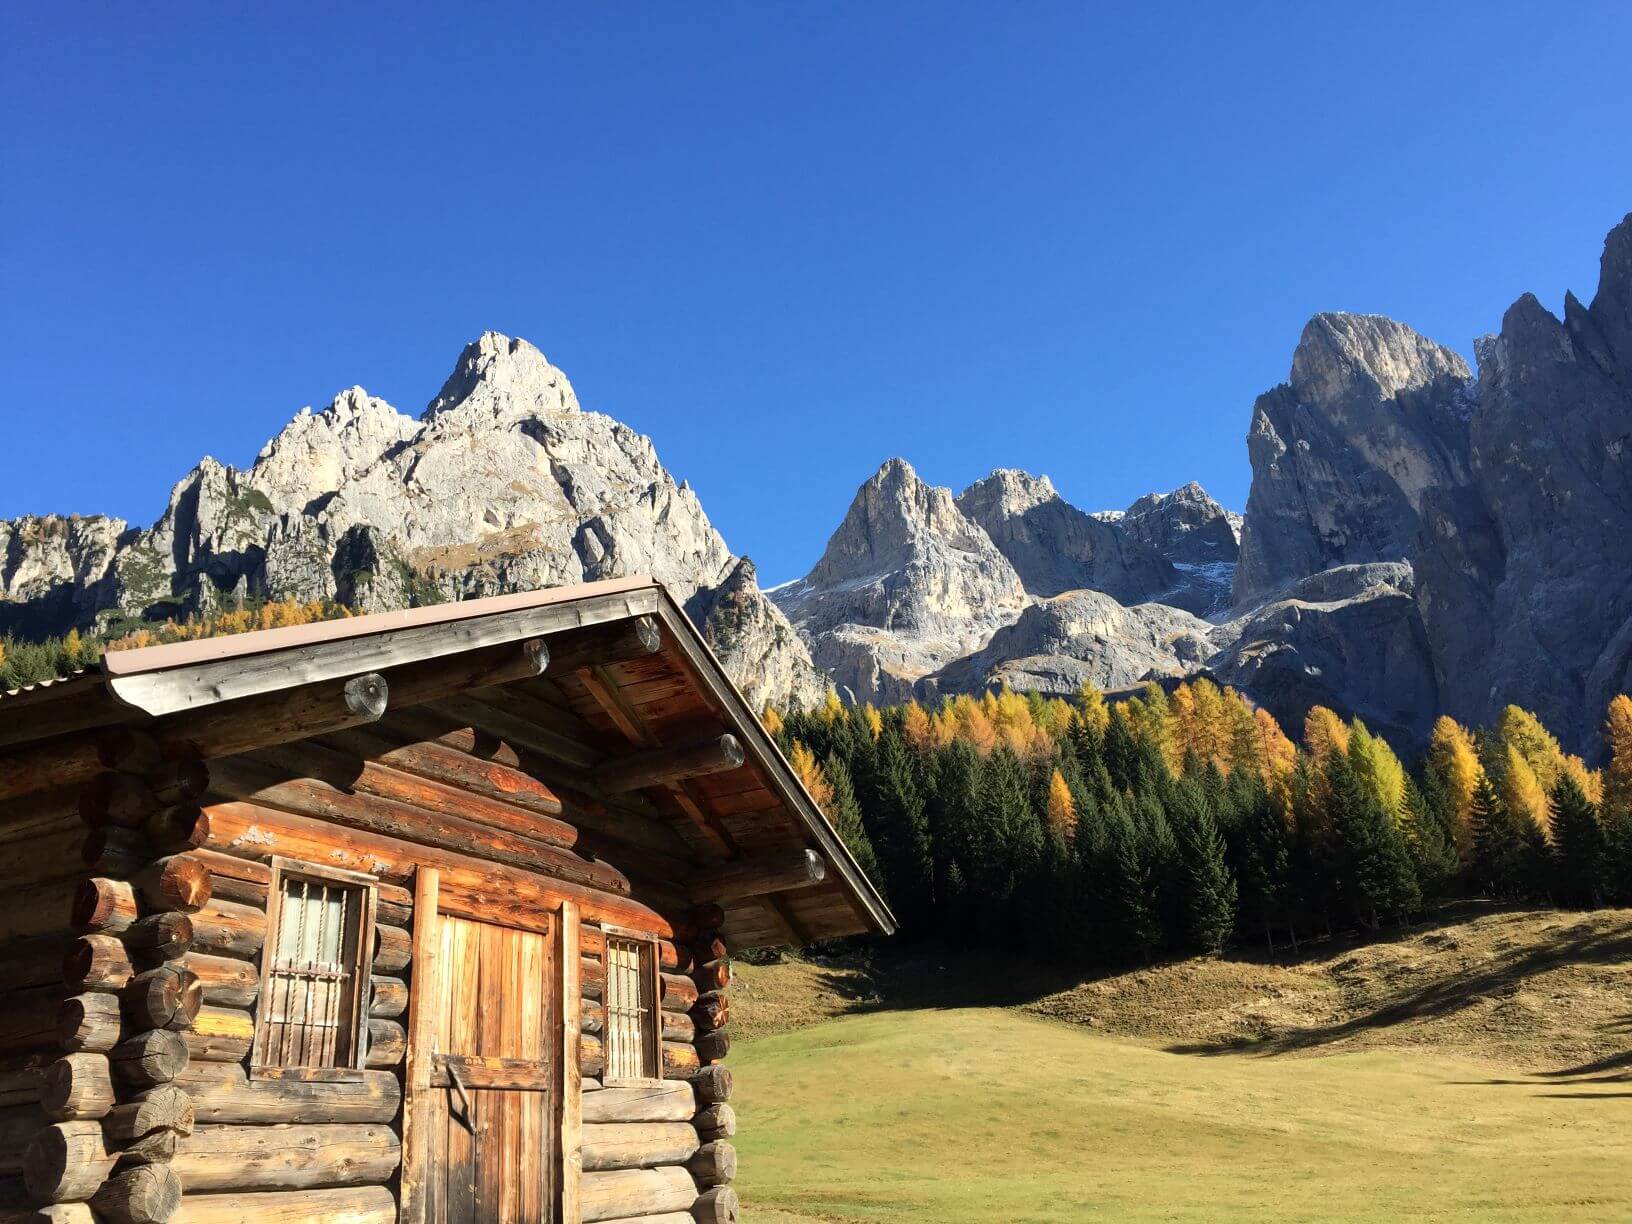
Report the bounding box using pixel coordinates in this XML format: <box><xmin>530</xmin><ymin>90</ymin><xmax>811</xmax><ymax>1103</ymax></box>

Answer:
<box><xmin>734</xmin><ymin>905</ymin><xmax>1632</xmax><ymax>1070</ymax></box>
<box><xmin>731</xmin><ymin>906</ymin><xmax>1632</xmax><ymax>1222</ymax></box>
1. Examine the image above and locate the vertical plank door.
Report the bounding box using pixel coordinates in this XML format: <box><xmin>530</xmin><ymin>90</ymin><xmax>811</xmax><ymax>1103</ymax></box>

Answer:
<box><xmin>421</xmin><ymin>912</ymin><xmax>559</xmax><ymax>1223</ymax></box>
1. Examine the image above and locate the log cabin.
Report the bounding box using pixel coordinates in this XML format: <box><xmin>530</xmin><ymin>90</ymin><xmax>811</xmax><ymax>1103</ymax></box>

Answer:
<box><xmin>0</xmin><ymin>576</ymin><xmax>894</xmax><ymax>1223</ymax></box>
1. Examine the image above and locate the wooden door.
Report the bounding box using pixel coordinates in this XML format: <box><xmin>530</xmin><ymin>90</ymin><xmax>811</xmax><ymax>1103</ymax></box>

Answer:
<box><xmin>411</xmin><ymin>901</ymin><xmax>560</xmax><ymax>1223</ymax></box>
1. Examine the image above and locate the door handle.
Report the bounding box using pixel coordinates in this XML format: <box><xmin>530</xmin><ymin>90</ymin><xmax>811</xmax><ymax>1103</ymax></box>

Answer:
<box><xmin>447</xmin><ymin>1061</ymin><xmax>475</xmax><ymax>1133</ymax></box>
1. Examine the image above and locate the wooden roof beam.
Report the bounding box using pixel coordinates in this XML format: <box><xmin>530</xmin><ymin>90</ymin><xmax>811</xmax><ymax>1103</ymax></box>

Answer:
<box><xmin>595</xmin><ymin>735</ymin><xmax>745</xmax><ymax>795</ymax></box>
<box><xmin>544</xmin><ymin>615</ymin><xmax>662</xmax><ymax>675</ymax></box>
<box><xmin>689</xmin><ymin>850</ymin><xmax>827</xmax><ymax>903</ymax></box>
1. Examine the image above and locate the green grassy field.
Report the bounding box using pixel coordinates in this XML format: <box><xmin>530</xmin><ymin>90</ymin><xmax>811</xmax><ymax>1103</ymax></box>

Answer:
<box><xmin>733</xmin><ymin>1006</ymin><xmax>1631</xmax><ymax>1223</ymax></box>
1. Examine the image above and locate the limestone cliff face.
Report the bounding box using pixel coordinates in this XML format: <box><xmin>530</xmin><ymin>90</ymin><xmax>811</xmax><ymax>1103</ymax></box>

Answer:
<box><xmin>1417</xmin><ymin>215</ymin><xmax>1632</xmax><ymax>748</ymax></box>
<box><xmin>953</xmin><ymin>469</ymin><xmax>1175</xmax><ymax>605</ymax></box>
<box><xmin>930</xmin><ymin>589</ymin><xmax>1216</xmax><ymax>697</ymax></box>
<box><xmin>0</xmin><ymin>332</ymin><xmax>825</xmax><ymax>712</ymax></box>
<box><xmin>1230</xmin><ymin>215</ymin><xmax>1632</xmax><ymax>752</ymax></box>
<box><xmin>1210</xmin><ymin>564</ymin><xmax>1438</xmax><ymax>750</ymax></box>
<box><xmin>1117</xmin><ymin>482</ymin><xmax>1241</xmax><ymax>616</ymax></box>
<box><xmin>1233</xmin><ymin>313</ymin><xmax>1476</xmax><ymax>608</ymax></box>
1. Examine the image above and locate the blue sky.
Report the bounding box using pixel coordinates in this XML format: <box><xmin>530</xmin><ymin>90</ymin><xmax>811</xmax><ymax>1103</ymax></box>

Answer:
<box><xmin>4</xmin><ymin>4</ymin><xmax>1629</xmax><ymax>585</ymax></box>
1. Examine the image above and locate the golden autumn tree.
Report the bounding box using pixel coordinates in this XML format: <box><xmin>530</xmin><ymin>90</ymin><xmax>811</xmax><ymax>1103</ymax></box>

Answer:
<box><xmin>1496</xmin><ymin>705</ymin><xmax>1569</xmax><ymax>796</ymax></box>
<box><xmin>1428</xmin><ymin>715</ymin><xmax>1483</xmax><ymax>857</ymax></box>
<box><xmin>761</xmin><ymin>705</ymin><xmax>784</xmax><ymax>736</ymax></box>
<box><xmin>1348</xmin><ymin>719</ymin><xmax>1406</xmax><ymax>822</ymax></box>
<box><xmin>1604</xmin><ymin>694</ymin><xmax>1632</xmax><ymax>817</ymax></box>
<box><xmin>861</xmin><ymin>703</ymin><xmax>883</xmax><ymax>740</ymax></box>
<box><xmin>1253</xmin><ymin>706</ymin><xmax>1298</xmax><ymax>783</ymax></box>
<box><xmin>902</xmin><ymin>701</ymin><xmax>934</xmax><ymax>751</ymax></box>
<box><xmin>1500</xmin><ymin>743</ymin><xmax>1552</xmax><ymax>838</ymax></box>
<box><xmin>819</xmin><ymin>689</ymin><xmax>845</xmax><ymax>724</ymax></box>
<box><xmin>1303</xmin><ymin>706</ymin><xmax>1351</xmax><ymax>761</ymax></box>
<box><xmin>787</xmin><ymin>740</ymin><xmax>835</xmax><ymax>812</ymax></box>
<box><xmin>1046</xmin><ymin>769</ymin><xmax>1076</xmax><ymax>841</ymax></box>
<box><xmin>1075</xmin><ymin>680</ymin><xmax>1110</xmax><ymax>738</ymax></box>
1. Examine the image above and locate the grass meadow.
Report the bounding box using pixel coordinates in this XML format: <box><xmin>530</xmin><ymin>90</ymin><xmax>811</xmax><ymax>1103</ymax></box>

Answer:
<box><xmin>732</xmin><ymin>1006</ymin><xmax>1631</xmax><ymax>1223</ymax></box>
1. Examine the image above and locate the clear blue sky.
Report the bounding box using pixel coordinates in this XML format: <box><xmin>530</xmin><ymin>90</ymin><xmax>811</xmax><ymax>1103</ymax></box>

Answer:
<box><xmin>4</xmin><ymin>4</ymin><xmax>1629</xmax><ymax>585</ymax></box>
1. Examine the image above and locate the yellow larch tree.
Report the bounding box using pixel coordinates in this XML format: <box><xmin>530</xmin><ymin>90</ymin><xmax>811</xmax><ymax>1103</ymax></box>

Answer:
<box><xmin>1046</xmin><ymin>769</ymin><xmax>1076</xmax><ymax>841</ymax></box>
<box><xmin>902</xmin><ymin>701</ymin><xmax>934</xmax><ymax>752</ymax></box>
<box><xmin>1500</xmin><ymin>743</ymin><xmax>1552</xmax><ymax>838</ymax></box>
<box><xmin>761</xmin><ymin>705</ymin><xmax>784</xmax><ymax>736</ymax></box>
<box><xmin>1348</xmin><ymin>719</ymin><xmax>1406</xmax><ymax>822</ymax></box>
<box><xmin>788</xmin><ymin>741</ymin><xmax>835</xmax><ymax>813</ymax></box>
<box><xmin>1303</xmin><ymin>706</ymin><xmax>1350</xmax><ymax>761</ymax></box>
<box><xmin>1428</xmin><ymin>715</ymin><xmax>1482</xmax><ymax>857</ymax></box>
<box><xmin>1604</xmin><ymin>694</ymin><xmax>1632</xmax><ymax>817</ymax></box>
<box><xmin>1075</xmin><ymin>681</ymin><xmax>1110</xmax><ymax>738</ymax></box>
<box><xmin>861</xmin><ymin>703</ymin><xmax>883</xmax><ymax>739</ymax></box>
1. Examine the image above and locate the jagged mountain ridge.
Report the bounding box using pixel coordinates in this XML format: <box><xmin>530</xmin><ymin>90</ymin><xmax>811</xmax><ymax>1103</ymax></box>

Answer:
<box><xmin>771</xmin><ymin>459</ymin><xmax>1242</xmax><ymax>704</ymax></box>
<box><xmin>6</xmin><ymin>214</ymin><xmax>1629</xmax><ymax>753</ymax></box>
<box><xmin>0</xmin><ymin>333</ymin><xmax>827</xmax><ymax>711</ymax></box>
<box><xmin>776</xmin><ymin>213</ymin><xmax>1632</xmax><ymax>753</ymax></box>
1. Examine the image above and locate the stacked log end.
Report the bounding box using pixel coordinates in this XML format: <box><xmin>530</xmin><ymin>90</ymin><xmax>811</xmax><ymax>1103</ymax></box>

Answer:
<box><xmin>683</xmin><ymin>916</ymin><xmax>737</xmax><ymax>1221</ymax></box>
<box><xmin>0</xmin><ymin>734</ymin><xmax>208</xmax><ymax>1220</ymax></box>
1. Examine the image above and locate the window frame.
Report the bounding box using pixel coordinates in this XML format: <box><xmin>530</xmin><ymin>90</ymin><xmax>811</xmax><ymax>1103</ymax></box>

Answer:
<box><xmin>599</xmin><ymin>922</ymin><xmax>663</xmax><ymax>1089</ymax></box>
<box><xmin>250</xmin><ymin>856</ymin><xmax>379</xmax><ymax>1083</ymax></box>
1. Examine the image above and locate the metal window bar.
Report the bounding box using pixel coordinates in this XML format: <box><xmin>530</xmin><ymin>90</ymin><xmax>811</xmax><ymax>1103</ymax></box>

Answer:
<box><xmin>606</xmin><ymin>937</ymin><xmax>654</xmax><ymax>1080</ymax></box>
<box><xmin>258</xmin><ymin>877</ymin><xmax>358</xmax><ymax>1069</ymax></box>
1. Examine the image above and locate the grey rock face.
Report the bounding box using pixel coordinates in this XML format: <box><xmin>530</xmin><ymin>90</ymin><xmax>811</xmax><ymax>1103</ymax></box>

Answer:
<box><xmin>0</xmin><ymin>515</ymin><xmax>128</xmax><ymax>636</ymax></box>
<box><xmin>1233</xmin><ymin>215</ymin><xmax>1632</xmax><ymax>752</ymax></box>
<box><xmin>1119</xmin><ymin>482</ymin><xmax>1241</xmax><ymax>616</ymax></box>
<box><xmin>1233</xmin><ymin>313</ymin><xmax>1476</xmax><ymax>608</ymax></box>
<box><xmin>955</xmin><ymin>469</ymin><xmax>1176</xmax><ymax>604</ymax></box>
<box><xmin>1417</xmin><ymin>215</ymin><xmax>1632</xmax><ymax>748</ymax></box>
<box><xmin>772</xmin><ymin>459</ymin><xmax>1031</xmax><ymax>700</ymax></box>
<box><xmin>0</xmin><ymin>332</ymin><xmax>823</xmax><ymax>712</ymax></box>
<box><xmin>1210</xmin><ymin>563</ymin><xmax>1439</xmax><ymax>749</ymax></box>
<box><xmin>931</xmin><ymin>588</ymin><xmax>1216</xmax><ymax>697</ymax></box>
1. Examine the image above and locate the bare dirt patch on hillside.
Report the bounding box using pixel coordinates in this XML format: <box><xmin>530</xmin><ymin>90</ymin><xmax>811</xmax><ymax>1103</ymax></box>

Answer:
<box><xmin>734</xmin><ymin>904</ymin><xmax>1632</xmax><ymax>1074</ymax></box>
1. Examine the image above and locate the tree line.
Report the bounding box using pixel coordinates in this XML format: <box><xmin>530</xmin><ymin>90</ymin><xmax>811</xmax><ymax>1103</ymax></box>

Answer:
<box><xmin>768</xmin><ymin>682</ymin><xmax>1632</xmax><ymax>963</ymax></box>
<box><xmin>0</xmin><ymin>598</ymin><xmax>352</xmax><ymax>691</ymax></box>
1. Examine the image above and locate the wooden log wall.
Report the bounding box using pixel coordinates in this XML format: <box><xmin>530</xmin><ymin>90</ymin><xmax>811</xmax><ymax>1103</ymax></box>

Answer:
<box><xmin>576</xmin><ymin>905</ymin><xmax>738</xmax><ymax>1224</ymax></box>
<box><xmin>0</xmin><ymin>664</ymin><xmax>762</xmax><ymax>1223</ymax></box>
<box><xmin>0</xmin><ymin>731</ymin><xmax>207</xmax><ymax>1221</ymax></box>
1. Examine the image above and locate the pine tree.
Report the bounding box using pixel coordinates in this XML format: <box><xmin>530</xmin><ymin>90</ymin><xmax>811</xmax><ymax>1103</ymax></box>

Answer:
<box><xmin>1402</xmin><ymin>775</ymin><xmax>1460</xmax><ymax>901</ymax></box>
<box><xmin>860</xmin><ymin>723</ymin><xmax>934</xmax><ymax>930</ymax></box>
<box><xmin>823</xmin><ymin>753</ymin><xmax>886</xmax><ymax>899</ymax></box>
<box><xmin>1092</xmin><ymin>797</ymin><xmax>1159</xmax><ymax>963</ymax></box>
<box><xmin>1549</xmin><ymin>774</ymin><xmax>1605</xmax><ymax>909</ymax></box>
<box><xmin>1327</xmin><ymin>750</ymin><xmax>1419</xmax><ymax>928</ymax></box>
<box><xmin>1168</xmin><ymin>780</ymin><xmax>1237</xmax><ymax>954</ymax></box>
<box><xmin>1470</xmin><ymin>774</ymin><xmax>1525</xmax><ymax>900</ymax></box>
<box><xmin>1235</xmin><ymin>783</ymin><xmax>1291</xmax><ymax>951</ymax></box>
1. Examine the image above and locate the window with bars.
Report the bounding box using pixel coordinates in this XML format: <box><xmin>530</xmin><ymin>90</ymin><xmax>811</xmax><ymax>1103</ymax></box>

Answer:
<box><xmin>252</xmin><ymin>860</ymin><xmax>377</xmax><ymax>1077</ymax></box>
<box><xmin>603</xmin><ymin>933</ymin><xmax>659</xmax><ymax>1084</ymax></box>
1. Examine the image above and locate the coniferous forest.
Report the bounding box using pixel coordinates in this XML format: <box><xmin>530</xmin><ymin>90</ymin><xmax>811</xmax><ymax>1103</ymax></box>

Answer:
<box><xmin>768</xmin><ymin>683</ymin><xmax>1632</xmax><ymax>963</ymax></box>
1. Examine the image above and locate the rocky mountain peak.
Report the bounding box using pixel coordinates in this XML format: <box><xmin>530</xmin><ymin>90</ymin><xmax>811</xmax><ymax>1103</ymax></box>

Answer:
<box><xmin>956</xmin><ymin>468</ymin><xmax>1060</xmax><ymax>518</ymax></box>
<box><xmin>1290</xmin><ymin>312</ymin><xmax>1472</xmax><ymax>409</ymax></box>
<box><xmin>250</xmin><ymin>386</ymin><xmax>417</xmax><ymax>516</ymax></box>
<box><xmin>805</xmin><ymin>459</ymin><xmax>996</xmax><ymax>588</ymax></box>
<box><xmin>773</xmin><ymin>460</ymin><xmax>1029</xmax><ymax>702</ymax></box>
<box><xmin>423</xmin><ymin>331</ymin><xmax>581</xmax><ymax>422</ymax></box>
<box><xmin>0</xmin><ymin>332</ymin><xmax>823</xmax><ymax>712</ymax></box>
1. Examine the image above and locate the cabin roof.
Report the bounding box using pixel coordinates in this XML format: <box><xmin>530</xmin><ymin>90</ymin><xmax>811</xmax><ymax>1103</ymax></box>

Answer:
<box><xmin>1</xmin><ymin>578</ymin><xmax>894</xmax><ymax>946</ymax></box>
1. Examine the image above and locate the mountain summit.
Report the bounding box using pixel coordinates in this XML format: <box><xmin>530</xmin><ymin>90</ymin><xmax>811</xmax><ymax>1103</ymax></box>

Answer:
<box><xmin>0</xmin><ymin>333</ymin><xmax>824</xmax><ymax>711</ymax></box>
